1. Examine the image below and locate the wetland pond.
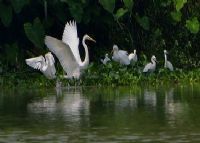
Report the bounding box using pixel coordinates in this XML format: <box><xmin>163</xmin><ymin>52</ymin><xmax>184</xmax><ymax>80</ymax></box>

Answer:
<box><xmin>0</xmin><ymin>83</ymin><xmax>200</xmax><ymax>142</ymax></box>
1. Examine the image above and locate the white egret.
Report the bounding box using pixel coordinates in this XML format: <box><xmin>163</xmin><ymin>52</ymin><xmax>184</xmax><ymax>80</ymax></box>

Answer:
<box><xmin>128</xmin><ymin>49</ymin><xmax>137</xmax><ymax>65</ymax></box>
<box><xmin>25</xmin><ymin>52</ymin><xmax>56</xmax><ymax>79</ymax></box>
<box><xmin>101</xmin><ymin>53</ymin><xmax>111</xmax><ymax>65</ymax></box>
<box><xmin>164</xmin><ymin>50</ymin><xmax>173</xmax><ymax>71</ymax></box>
<box><xmin>143</xmin><ymin>55</ymin><xmax>157</xmax><ymax>73</ymax></box>
<box><xmin>112</xmin><ymin>44</ymin><xmax>130</xmax><ymax>65</ymax></box>
<box><xmin>45</xmin><ymin>20</ymin><xmax>96</xmax><ymax>79</ymax></box>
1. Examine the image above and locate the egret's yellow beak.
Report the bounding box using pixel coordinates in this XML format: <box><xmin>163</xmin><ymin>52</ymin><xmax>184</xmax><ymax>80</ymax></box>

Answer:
<box><xmin>89</xmin><ymin>37</ymin><xmax>96</xmax><ymax>43</ymax></box>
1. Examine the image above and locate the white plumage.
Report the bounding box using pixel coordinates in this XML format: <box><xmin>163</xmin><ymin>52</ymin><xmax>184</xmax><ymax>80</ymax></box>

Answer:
<box><xmin>112</xmin><ymin>45</ymin><xmax>130</xmax><ymax>65</ymax></box>
<box><xmin>128</xmin><ymin>49</ymin><xmax>138</xmax><ymax>65</ymax></box>
<box><xmin>164</xmin><ymin>50</ymin><xmax>173</xmax><ymax>71</ymax></box>
<box><xmin>101</xmin><ymin>53</ymin><xmax>111</xmax><ymax>65</ymax></box>
<box><xmin>62</xmin><ymin>21</ymin><xmax>81</xmax><ymax>65</ymax></box>
<box><xmin>45</xmin><ymin>20</ymin><xmax>95</xmax><ymax>79</ymax></box>
<box><xmin>143</xmin><ymin>55</ymin><xmax>157</xmax><ymax>73</ymax></box>
<box><xmin>25</xmin><ymin>52</ymin><xmax>56</xmax><ymax>79</ymax></box>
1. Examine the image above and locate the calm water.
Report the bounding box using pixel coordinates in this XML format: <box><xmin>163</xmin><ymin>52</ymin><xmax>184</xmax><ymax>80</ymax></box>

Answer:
<box><xmin>0</xmin><ymin>84</ymin><xmax>200</xmax><ymax>142</ymax></box>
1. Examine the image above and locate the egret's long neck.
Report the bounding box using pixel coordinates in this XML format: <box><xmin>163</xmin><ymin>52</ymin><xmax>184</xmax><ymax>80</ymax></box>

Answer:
<box><xmin>164</xmin><ymin>54</ymin><xmax>167</xmax><ymax>67</ymax></box>
<box><xmin>80</xmin><ymin>35</ymin><xmax>89</xmax><ymax>69</ymax></box>
<box><xmin>151</xmin><ymin>59</ymin><xmax>156</xmax><ymax>66</ymax></box>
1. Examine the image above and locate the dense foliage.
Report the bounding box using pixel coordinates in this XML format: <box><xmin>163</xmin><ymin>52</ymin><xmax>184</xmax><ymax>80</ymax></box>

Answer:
<box><xmin>1</xmin><ymin>61</ymin><xmax>200</xmax><ymax>88</ymax></box>
<box><xmin>0</xmin><ymin>0</ymin><xmax>199</xmax><ymax>85</ymax></box>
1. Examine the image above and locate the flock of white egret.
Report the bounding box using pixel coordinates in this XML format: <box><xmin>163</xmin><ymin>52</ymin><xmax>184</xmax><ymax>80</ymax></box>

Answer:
<box><xmin>25</xmin><ymin>20</ymin><xmax>174</xmax><ymax>80</ymax></box>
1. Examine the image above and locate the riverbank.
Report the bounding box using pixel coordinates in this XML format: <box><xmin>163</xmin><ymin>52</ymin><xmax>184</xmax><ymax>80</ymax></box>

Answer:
<box><xmin>0</xmin><ymin>64</ymin><xmax>199</xmax><ymax>89</ymax></box>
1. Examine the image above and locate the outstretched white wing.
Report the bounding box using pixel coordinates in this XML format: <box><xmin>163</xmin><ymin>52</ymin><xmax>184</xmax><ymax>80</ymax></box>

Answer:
<box><xmin>62</xmin><ymin>20</ymin><xmax>81</xmax><ymax>64</ymax></box>
<box><xmin>25</xmin><ymin>56</ymin><xmax>44</xmax><ymax>71</ymax></box>
<box><xmin>45</xmin><ymin>36</ymin><xmax>80</xmax><ymax>78</ymax></box>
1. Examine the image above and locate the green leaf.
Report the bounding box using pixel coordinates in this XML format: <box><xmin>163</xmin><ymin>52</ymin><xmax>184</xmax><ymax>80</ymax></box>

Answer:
<box><xmin>61</xmin><ymin>0</ymin><xmax>84</xmax><ymax>23</ymax></box>
<box><xmin>153</xmin><ymin>28</ymin><xmax>162</xmax><ymax>38</ymax></box>
<box><xmin>136</xmin><ymin>15</ymin><xmax>150</xmax><ymax>30</ymax></box>
<box><xmin>123</xmin><ymin>0</ymin><xmax>134</xmax><ymax>11</ymax></box>
<box><xmin>53</xmin><ymin>2</ymin><xmax>68</xmax><ymax>23</ymax></box>
<box><xmin>173</xmin><ymin>0</ymin><xmax>187</xmax><ymax>11</ymax></box>
<box><xmin>69</xmin><ymin>4</ymin><xmax>84</xmax><ymax>22</ymax></box>
<box><xmin>4</xmin><ymin>43</ymin><xmax>19</xmax><ymax>64</ymax></box>
<box><xmin>24</xmin><ymin>18</ymin><xmax>45</xmax><ymax>48</ymax></box>
<box><xmin>10</xmin><ymin>0</ymin><xmax>29</xmax><ymax>13</ymax></box>
<box><xmin>170</xmin><ymin>11</ymin><xmax>182</xmax><ymax>22</ymax></box>
<box><xmin>99</xmin><ymin>0</ymin><xmax>115</xmax><ymax>13</ymax></box>
<box><xmin>114</xmin><ymin>8</ymin><xmax>128</xmax><ymax>20</ymax></box>
<box><xmin>0</xmin><ymin>4</ymin><xmax>12</xmax><ymax>27</ymax></box>
<box><xmin>161</xmin><ymin>0</ymin><xmax>171</xmax><ymax>7</ymax></box>
<box><xmin>186</xmin><ymin>17</ymin><xmax>199</xmax><ymax>34</ymax></box>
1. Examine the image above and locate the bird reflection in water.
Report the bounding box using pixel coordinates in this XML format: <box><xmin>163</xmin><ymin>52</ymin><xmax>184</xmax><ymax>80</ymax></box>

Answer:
<box><xmin>27</xmin><ymin>87</ymin><xmax>90</xmax><ymax>122</ymax></box>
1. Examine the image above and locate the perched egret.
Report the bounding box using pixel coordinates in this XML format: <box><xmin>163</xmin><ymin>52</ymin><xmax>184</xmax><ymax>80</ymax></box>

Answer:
<box><xmin>164</xmin><ymin>50</ymin><xmax>173</xmax><ymax>71</ymax></box>
<box><xmin>25</xmin><ymin>52</ymin><xmax>56</xmax><ymax>79</ymax></box>
<box><xmin>128</xmin><ymin>49</ymin><xmax>137</xmax><ymax>65</ymax></box>
<box><xmin>45</xmin><ymin>20</ymin><xmax>96</xmax><ymax>79</ymax></box>
<box><xmin>101</xmin><ymin>53</ymin><xmax>111</xmax><ymax>65</ymax></box>
<box><xmin>143</xmin><ymin>55</ymin><xmax>157</xmax><ymax>73</ymax></box>
<box><xmin>112</xmin><ymin>45</ymin><xmax>130</xmax><ymax>65</ymax></box>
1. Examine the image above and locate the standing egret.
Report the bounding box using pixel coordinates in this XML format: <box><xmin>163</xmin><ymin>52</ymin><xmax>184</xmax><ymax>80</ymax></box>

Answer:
<box><xmin>101</xmin><ymin>53</ymin><xmax>111</xmax><ymax>65</ymax></box>
<box><xmin>45</xmin><ymin>20</ymin><xmax>96</xmax><ymax>79</ymax></box>
<box><xmin>164</xmin><ymin>50</ymin><xmax>173</xmax><ymax>71</ymax></box>
<box><xmin>129</xmin><ymin>49</ymin><xmax>137</xmax><ymax>65</ymax></box>
<box><xmin>143</xmin><ymin>55</ymin><xmax>157</xmax><ymax>73</ymax></box>
<box><xmin>112</xmin><ymin>44</ymin><xmax>130</xmax><ymax>65</ymax></box>
<box><xmin>25</xmin><ymin>52</ymin><xmax>56</xmax><ymax>79</ymax></box>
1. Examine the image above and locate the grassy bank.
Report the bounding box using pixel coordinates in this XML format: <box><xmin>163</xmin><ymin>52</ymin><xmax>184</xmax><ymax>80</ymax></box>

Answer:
<box><xmin>0</xmin><ymin>62</ymin><xmax>200</xmax><ymax>89</ymax></box>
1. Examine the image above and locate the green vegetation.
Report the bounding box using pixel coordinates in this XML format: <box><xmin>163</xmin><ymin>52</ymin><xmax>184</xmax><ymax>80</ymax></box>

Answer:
<box><xmin>0</xmin><ymin>0</ymin><xmax>199</xmax><ymax>87</ymax></box>
<box><xmin>1</xmin><ymin>62</ymin><xmax>199</xmax><ymax>88</ymax></box>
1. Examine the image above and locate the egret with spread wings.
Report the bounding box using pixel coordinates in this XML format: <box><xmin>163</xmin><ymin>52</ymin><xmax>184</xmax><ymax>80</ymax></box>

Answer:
<box><xmin>25</xmin><ymin>52</ymin><xmax>56</xmax><ymax>79</ymax></box>
<box><xmin>45</xmin><ymin>21</ymin><xmax>95</xmax><ymax>79</ymax></box>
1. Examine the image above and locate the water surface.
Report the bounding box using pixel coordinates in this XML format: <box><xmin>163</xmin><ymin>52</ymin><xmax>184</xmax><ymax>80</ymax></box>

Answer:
<box><xmin>0</xmin><ymin>84</ymin><xmax>200</xmax><ymax>142</ymax></box>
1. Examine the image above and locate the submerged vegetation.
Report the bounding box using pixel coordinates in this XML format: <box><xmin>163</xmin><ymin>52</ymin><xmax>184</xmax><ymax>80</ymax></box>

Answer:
<box><xmin>0</xmin><ymin>0</ymin><xmax>199</xmax><ymax>87</ymax></box>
